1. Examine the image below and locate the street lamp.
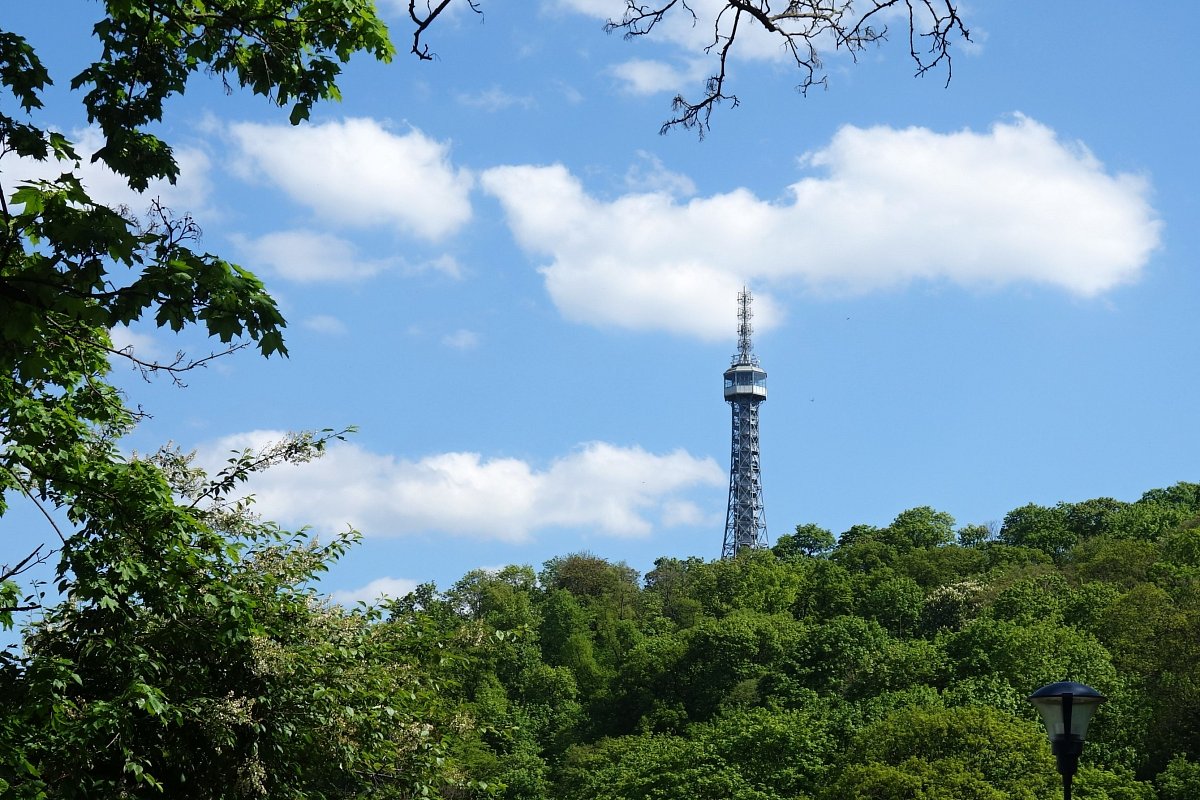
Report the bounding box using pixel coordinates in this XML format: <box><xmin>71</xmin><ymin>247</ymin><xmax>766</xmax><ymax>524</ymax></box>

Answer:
<box><xmin>1027</xmin><ymin>681</ymin><xmax>1107</xmax><ymax>800</ymax></box>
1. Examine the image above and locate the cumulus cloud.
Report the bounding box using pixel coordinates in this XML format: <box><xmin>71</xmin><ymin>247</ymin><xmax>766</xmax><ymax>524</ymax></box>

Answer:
<box><xmin>609</xmin><ymin>58</ymin><xmax>709</xmax><ymax>95</ymax></box>
<box><xmin>9</xmin><ymin>126</ymin><xmax>213</xmax><ymax>216</ymax></box>
<box><xmin>481</xmin><ymin>116</ymin><xmax>1162</xmax><ymax>339</ymax></box>
<box><xmin>231</xmin><ymin>229</ymin><xmax>396</xmax><ymax>283</ymax></box>
<box><xmin>194</xmin><ymin>433</ymin><xmax>724</xmax><ymax>542</ymax></box>
<box><xmin>229</xmin><ymin>118</ymin><xmax>473</xmax><ymax>241</ymax></box>
<box><xmin>330</xmin><ymin>577</ymin><xmax>419</xmax><ymax>606</ymax></box>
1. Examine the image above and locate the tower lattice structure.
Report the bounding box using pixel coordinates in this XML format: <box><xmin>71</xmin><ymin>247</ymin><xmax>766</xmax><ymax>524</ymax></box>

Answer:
<box><xmin>722</xmin><ymin>289</ymin><xmax>768</xmax><ymax>559</ymax></box>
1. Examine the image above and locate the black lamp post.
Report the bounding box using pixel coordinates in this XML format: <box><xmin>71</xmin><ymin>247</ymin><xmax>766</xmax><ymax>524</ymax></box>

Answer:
<box><xmin>1027</xmin><ymin>681</ymin><xmax>1107</xmax><ymax>800</ymax></box>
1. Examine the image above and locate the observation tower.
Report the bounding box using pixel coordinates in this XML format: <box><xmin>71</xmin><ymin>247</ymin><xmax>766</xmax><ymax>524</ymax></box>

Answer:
<box><xmin>722</xmin><ymin>289</ymin><xmax>768</xmax><ymax>558</ymax></box>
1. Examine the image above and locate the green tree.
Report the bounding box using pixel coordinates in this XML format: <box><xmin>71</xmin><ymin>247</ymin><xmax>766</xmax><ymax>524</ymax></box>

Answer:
<box><xmin>0</xmin><ymin>0</ymin><xmax>392</xmax><ymax>624</ymax></box>
<box><xmin>1156</xmin><ymin>755</ymin><xmax>1200</xmax><ymax>800</ymax></box>
<box><xmin>883</xmin><ymin>506</ymin><xmax>956</xmax><ymax>550</ymax></box>
<box><xmin>823</xmin><ymin>706</ymin><xmax>1057</xmax><ymax>800</ymax></box>
<box><xmin>643</xmin><ymin>556</ymin><xmax>705</xmax><ymax>628</ymax></box>
<box><xmin>2</xmin><ymin>441</ymin><xmax>486</xmax><ymax>798</ymax></box>
<box><xmin>775</xmin><ymin>524</ymin><xmax>836</xmax><ymax>559</ymax></box>
<box><xmin>540</xmin><ymin>553</ymin><xmax>640</xmax><ymax>605</ymax></box>
<box><xmin>556</xmin><ymin>733</ymin><xmax>769</xmax><ymax>800</ymax></box>
<box><xmin>1068</xmin><ymin>537</ymin><xmax>1161</xmax><ymax>590</ymax></box>
<box><xmin>957</xmin><ymin>523</ymin><xmax>994</xmax><ymax>548</ymax></box>
<box><xmin>692</xmin><ymin>706</ymin><xmax>836</xmax><ymax>798</ymax></box>
<box><xmin>986</xmin><ymin>573</ymin><xmax>1068</xmax><ymax>625</ymax></box>
<box><xmin>857</xmin><ymin>572</ymin><xmax>924</xmax><ymax>637</ymax></box>
<box><xmin>999</xmin><ymin>503</ymin><xmax>1076</xmax><ymax>558</ymax></box>
<box><xmin>786</xmin><ymin>615</ymin><xmax>891</xmax><ymax>697</ymax></box>
<box><xmin>790</xmin><ymin>558</ymin><xmax>855</xmax><ymax>621</ymax></box>
<box><xmin>687</xmin><ymin>549</ymin><xmax>803</xmax><ymax>617</ymax></box>
<box><xmin>895</xmin><ymin>543</ymin><xmax>987</xmax><ymax>588</ymax></box>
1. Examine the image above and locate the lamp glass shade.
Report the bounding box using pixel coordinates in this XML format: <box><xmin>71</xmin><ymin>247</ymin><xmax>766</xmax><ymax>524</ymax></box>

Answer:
<box><xmin>1028</xmin><ymin>682</ymin><xmax>1107</xmax><ymax>740</ymax></box>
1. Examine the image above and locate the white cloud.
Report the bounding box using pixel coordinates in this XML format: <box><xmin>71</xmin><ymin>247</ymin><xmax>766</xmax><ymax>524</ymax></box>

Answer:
<box><xmin>660</xmin><ymin>499</ymin><xmax>711</xmax><ymax>527</ymax></box>
<box><xmin>625</xmin><ymin>151</ymin><xmax>696</xmax><ymax>197</ymax></box>
<box><xmin>303</xmin><ymin>315</ymin><xmax>348</xmax><ymax>335</ymax></box>
<box><xmin>481</xmin><ymin>116</ymin><xmax>1162</xmax><ymax>340</ymax></box>
<box><xmin>413</xmin><ymin>254</ymin><xmax>464</xmax><ymax>280</ymax></box>
<box><xmin>107</xmin><ymin>326</ymin><xmax>165</xmax><ymax>363</ymax></box>
<box><xmin>229</xmin><ymin>118</ymin><xmax>473</xmax><ymax>241</ymax></box>
<box><xmin>231</xmin><ymin>229</ymin><xmax>393</xmax><ymax>283</ymax></box>
<box><xmin>194</xmin><ymin>433</ymin><xmax>724</xmax><ymax>542</ymax></box>
<box><xmin>8</xmin><ymin>126</ymin><xmax>213</xmax><ymax>217</ymax></box>
<box><xmin>458</xmin><ymin>87</ymin><xmax>536</xmax><ymax>111</ymax></box>
<box><xmin>442</xmin><ymin>329</ymin><xmax>480</xmax><ymax>350</ymax></box>
<box><xmin>561</xmin><ymin>0</ymin><xmax>792</xmax><ymax>61</ymax></box>
<box><xmin>609</xmin><ymin>58</ymin><xmax>708</xmax><ymax>95</ymax></box>
<box><xmin>330</xmin><ymin>576</ymin><xmax>419</xmax><ymax>606</ymax></box>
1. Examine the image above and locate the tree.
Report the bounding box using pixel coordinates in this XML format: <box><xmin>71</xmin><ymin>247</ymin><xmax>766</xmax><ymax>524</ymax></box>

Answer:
<box><xmin>687</xmin><ymin>549</ymin><xmax>804</xmax><ymax>617</ymax></box>
<box><xmin>775</xmin><ymin>523</ymin><xmax>836</xmax><ymax>559</ymax></box>
<box><xmin>0</xmin><ymin>4</ymin><xmax>484</xmax><ymax>794</ymax></box>
<box><xmin>1157</xmin><ymin>755</ymin><xmax>1200</xmax><ymax>800</ymax></box>
<box><xmin>956</xmin><ymin>523</ymin><xmax>993</xmax><ymax>548</ymax></box>
<box><xmin>0</xmin><ymin>441</ymin><xmax>488</xmax><ymax>798</ymax></box>
<box><xmin>1</xmin><ymin>0</ymin><xmax>393</xmax><ymax>629</ymax></box>
<box><xmin>884</xmin><ymin>506</ymin><xmax>956</xmax><ymax>550</ymax></box>
<box><xmin>857</xmin><ymin>572</ymin><xmax>924</xmax><ymax>637</ymax></box>
<box><xmin>556</xmin><ymin>733</ymin><xmax>768</xmax><ymax>800</ymax></box>
<box><xmin>409</xmin><ymin>1</ymin><xmax>971</xmax><ymax>135</ymax></box>
<box><xmin>692</xmin><ymin>706</ymin><xmax>836</xmax><ymax>798</ymax></box>
<box><xmin>826</xmin><ymin>706</ymin><xmax>1056</xmax><ymax>799</ymax></box>
<box><xmin>823</xmin><ymin>705</ymin><xmax>1152</xmax><ymax>800</ymax></box>
<box><xmin>998</xmin><ymin>503</ymin><xmax>1076</xmax><ymax>558</ymax></box>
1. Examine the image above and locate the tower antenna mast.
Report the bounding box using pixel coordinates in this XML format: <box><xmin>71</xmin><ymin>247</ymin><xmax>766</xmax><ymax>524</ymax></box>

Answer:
<box><xmin>737</xmin><ymin>290</ymin><xmax>755</xmax><ymax>365</ymax></box>
<box><xmin>722</xmin><ymin>288</ymin><xmax>768</xmax><ymax>558</ymax></box>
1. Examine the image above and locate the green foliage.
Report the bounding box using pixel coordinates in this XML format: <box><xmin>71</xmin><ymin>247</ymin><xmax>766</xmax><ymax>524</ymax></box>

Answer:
<box><xmin>1000</xmin><ymin>503</ymin><xmax>1076</xmax><ymax>557</ymax></box>
<box><xmin>825</xmin><ymin>705</ymin><xmax>1057</xmax><ymax>799</ymax></box>
<box><xmin>1156</xmin><ymin>755</ymin><xmax>1200</xmax><ymax>800</ymax></box>
<box><xmin>693</xmin><ymin>706</ymin><xmax>836</xmax><ymax>797</ymax></box>
<box><xmin>885</xmin><ymin>506</ymin><xmax>957</xmax><ymax>550</ymax></box>
<box><xmin>2</xmin><ymin>0</ymin><xmax>396</xmax><ymax>627</ymax></box>
<box><xmin>22</xmin><ymin>3</ymin><xmax>1199</xmax><ymax>798</ymax></box>
<box><xmin>856</xmin><ymin>571</ymin><xmax>924</xmax><ymax>636</ymax></box>
<box><xmin>0</xmin><ymin>5</ymin><xmax>497</xmax><ymax>795</ymax></box>
<box><xmin>2</xmin><ymin>444</ymin><xmax>493</xmax><ymax>798</ymax></box>
<box><xmin>775</xmin><ymin>523</ymin><xmax>836</xmax><ymax>559</ymax></box>
<box><xmin>307</xmin><ymin>482</ymin><xmax>1200</xmax><ymax>797</ymax></box>
<box><xmin>558</xmin><ymin>731</ymin><xmax>777</xmax><ymax>800</ymax></box>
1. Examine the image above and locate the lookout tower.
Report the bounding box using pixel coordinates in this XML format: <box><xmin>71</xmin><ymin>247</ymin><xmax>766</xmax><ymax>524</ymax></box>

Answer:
<box><xmin>722</xmin><ymin>288</ymin><xmax>768</xmax><ymax>558</ymax></box>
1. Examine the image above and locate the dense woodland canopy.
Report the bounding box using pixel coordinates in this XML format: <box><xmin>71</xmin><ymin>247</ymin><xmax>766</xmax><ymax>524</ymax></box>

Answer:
<box><xmin>3</xmin><ymin>0</ymin><xmax>1199</xmax><ymax>797</ymax></box>
<box><xmin>7</xmin><ymin>466</ymin><xmax>1200</xmax><ymax>797</ymax></box>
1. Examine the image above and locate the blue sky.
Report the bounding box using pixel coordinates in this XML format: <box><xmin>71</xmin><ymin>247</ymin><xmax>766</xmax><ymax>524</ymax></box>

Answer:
<box><xmin>6</xmin><ymin>2</ymin><xmax>1198</xmax><ymax>605</ymax></box>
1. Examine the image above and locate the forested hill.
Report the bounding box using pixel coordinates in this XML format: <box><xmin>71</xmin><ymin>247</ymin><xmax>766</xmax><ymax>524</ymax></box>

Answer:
<box><xmin>8</xmin><ymin>481</ymin><xmax>1200</xmax><ymax>798</ymax></box>
<box><xmin>386</xmin><ymin>482</ymin><xmax>1200</xmax><ymax>800</ymax></box>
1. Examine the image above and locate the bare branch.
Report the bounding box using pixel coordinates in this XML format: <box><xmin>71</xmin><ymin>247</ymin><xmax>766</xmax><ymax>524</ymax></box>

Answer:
<box><xmin>409</xmin><ymin>0</ymin><xmax>482</xmax><ymax>60</ymax></box>
<box><xmin>605</xmin><ymin>0</ymin><xmax>969</xmax><ymax>135</ymax></box>
<box><xmin>1</xmin><ymin>543</ymin><xmax>54</xmax><ymax>584</ymax></box>
<box><xmin>108</xmin><ymin>339</ymin><xmax>254</xmax><ymax>386</ymax></box>
<box><xmin>606</xmin><ymin>0</ymin><xmax>693</xmax><ymax>38</ymax></box>
<box><xmin>2</xmin><ymin>464</ymin><xmax>69</xmax><ymax>545</ymax></box>
<box><xmin>399</xmin><ymin>1</ymin><xmax>968</xmax><ymax>134</ymax></box>
<box><xmin>41</xmin><ymin>314</ymin><xmax>253</xmax><ymax>388</ymax></box>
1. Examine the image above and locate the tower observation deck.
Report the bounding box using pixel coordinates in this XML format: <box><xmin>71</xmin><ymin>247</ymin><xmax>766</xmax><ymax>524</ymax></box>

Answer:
<box><xmin>722</xmin><ymin>289</ymin><xmax>768</xmax><ymax>559</ymax></box>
